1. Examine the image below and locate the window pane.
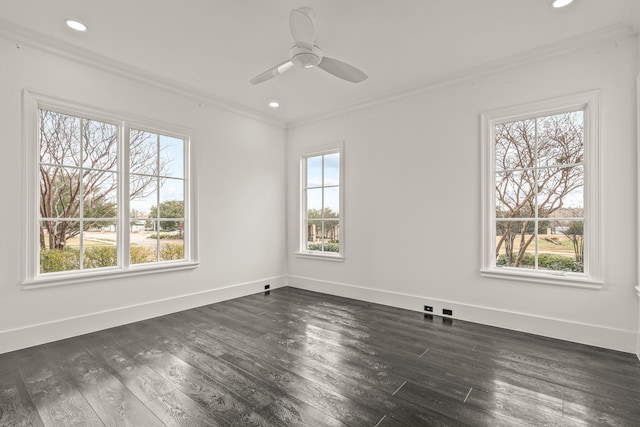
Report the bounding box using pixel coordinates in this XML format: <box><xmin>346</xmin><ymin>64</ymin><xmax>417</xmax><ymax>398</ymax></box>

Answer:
<box><xmin>82</xmin><ymin>222</ymin><xmax>117</xmax><ymax>269</ymax></box>
<box><xmin>306</xmin><ymin>156</ymin><xmax>322</xmax><ymax>187</ymax></box>
<box><xmin>324</xmin><ymin>153</ymin><xmax>340</xmax><ymax>186</ymax></box>
<box><xmin>83</xmin><ymin>171</ymin><xmax>117</xmax><ymax>218</ymax></box>
<box><xmin>160</xmin><ymin>178</ymin><xmax>184</xmax><ymax>207</ymax></box>
<box><xmin>537</xmin><ymin>166</ymin><xmax>583</xmax><ymax>217</ymax></box>
<box><xmin>130</xmin><ymin>175</ymin><xmax>158</xmax><ymax>218</ymax></box>
<box><xmin>39</xmin><ymin>220</ymin><xmax>81</xmax><ymax>273</ymax></box>
<box><xmin>40</xmin><ymin>166</ymin><xmax>81</xmax><ymax>219</ymax></box>
<box><xmin>82</xmin><ymin>119</ymin><xmax>118</xmax><ymax>170</ymax></box>
<box><xmin>495</xmin><ymin>220</ymin><xmax>535</xmax><ymax>268</ymax></box>
<box><xmin>306</xmin><ymin>219</ymin><xmax>322</xmax><ymax>249</ymax></box>
<box><xmin>537</xmin><ymin>111</ymin><xmax>583</xmax><ymax>168</ymax></box>
<box><xmin>160</xmin><ymin>221</ymin><xmax>184</xmax><ymax>261</ymax></box>
<box><xmin>537</xmin><ymin>221</ymin><xmax>583</xmax><ymax>272</ymax></box>
<box><xmin>160</xmin><ymin>135</ymin><xmax>184</xmax><ymax>178</ymax></box>
<box><xmin>40</xmin><ymin>110</ymin><xmax>81</xmax><ymax>167</ymax></box>
<box><xmin>495</xmin><ymin>170</ymin><xmax>535</xmax><ymax>219</ymax></box>
<box><xmin>322</xmin><ymin>220</ymin><xmax>340</xmax><ymax>253</ymax></box>
<box><xmin>324</xmin><ymin>187</ymin><xmax>340</xmax><ymax>217</ymax></box>
<box><xmin>306</xmin><ymin>188</ymin><xmax>322</xmax><ymax>217</ymax></box>
<box><xmin>130</xmin><ymin>129</ymin><xmax>158</xmax><ymax>175</ymax></box>
<box><xmin>495</xmin><ymin>119</ymin><xmax>535</xmax><ymax>171</ymax></box>
<box><xmin>130</xmin><ymin>220</ymin><xmax>158</xmax><ymax>265</ymax></box>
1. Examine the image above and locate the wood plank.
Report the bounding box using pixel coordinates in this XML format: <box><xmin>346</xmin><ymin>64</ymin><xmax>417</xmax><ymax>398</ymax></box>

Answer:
<box><xmin>124</xmin><ymin>339</ymin><xmax>271</xmax><ymax>426</ymax></box>
<box><xmin>2</xmin><ymin>286</ymin><xmax>639</xmax><ymax>426</ymax></box>
<box><xmin>84</xmin><ymin>341</ymin><xmax>177</xmax><ymax>404</ymax></box>
<box><xmin>53</xmin><ymin>344</ymin><xmax>164</xmax><ymax>426</ymax></box>
<box><xmin>16</xmin><ymin>348</ymin><xmax>104</xmax><ymax>427</ymax></box>
<box><xmin>0</xmin><ymin>361</ymin><xmax>44</xmax><ymax>427</ymax></box>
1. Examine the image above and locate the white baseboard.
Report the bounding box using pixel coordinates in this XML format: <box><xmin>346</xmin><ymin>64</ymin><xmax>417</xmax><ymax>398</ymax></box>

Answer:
<box><xmin>0</xmin><ymin>275</ymin><xmax>286</xmax><ymax>355</ymax></box>
<box><xmin>288</xmin><ymin>275</ymin><xmax>638</xmax><ymax>354</ymax></box>
<box><xmin>636</xmin><ymin>286</ymin><xmax>640</xmax><ymax>360</ymax></box>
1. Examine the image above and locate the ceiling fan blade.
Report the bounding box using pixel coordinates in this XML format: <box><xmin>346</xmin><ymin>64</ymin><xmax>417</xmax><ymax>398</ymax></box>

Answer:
<box><xmin>317</xmin><ymin>57</ymin><xmax>368</xmax><ymax>83</ymax></box>
<box><xmin>289</xmin><ymin>8</ymin><xmax>314</xmax><ymax>46</ymax></box>
<box><xmin>250</xmin><ymin>60</ymin><xmax>294</xmax><ymax>85</ymax></box>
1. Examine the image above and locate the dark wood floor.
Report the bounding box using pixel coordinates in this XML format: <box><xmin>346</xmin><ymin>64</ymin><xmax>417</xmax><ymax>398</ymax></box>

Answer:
<box><xmin>1</xmin><ymin>287</ymin><xmax>639</xmax><ymax>426</ymax></box>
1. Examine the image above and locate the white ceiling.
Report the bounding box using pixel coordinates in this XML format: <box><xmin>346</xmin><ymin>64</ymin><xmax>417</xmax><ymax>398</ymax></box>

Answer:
<box><xmin>1</xmin><ymin>0</ymin><xmax>639</xmax><ymax>125</ymax></box>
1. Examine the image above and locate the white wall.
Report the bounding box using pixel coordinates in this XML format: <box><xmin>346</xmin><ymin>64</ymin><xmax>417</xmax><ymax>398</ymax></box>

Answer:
<box><xmin>287</xmin><ymin>36</ymin><xmax>640</xmax><ymax>353</ymax></box>
<box><xmin>0</xmin><ymin>37</ymin><xmax>287</xmax><ymax>353</ymax></box>
<box><xmin>637</xmin><ymin>37</ymin><xmax>640</xmax><ymax>360</ymax></box>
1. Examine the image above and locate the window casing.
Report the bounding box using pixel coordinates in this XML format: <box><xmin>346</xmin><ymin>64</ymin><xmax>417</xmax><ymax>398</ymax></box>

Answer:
<box><xmin>24</xmin><ymin>91</ymin><xmax>197</xmax><ymax>286</ymax></box>
<box><xmin>298</xmin><ymin>143</ymin><xmax>344</xmax><ymax>260</ymax></box>
<box><xmin>481</xmin><ymin>91</ymin><xmax>601</xmax><ymax>287</ymax></box>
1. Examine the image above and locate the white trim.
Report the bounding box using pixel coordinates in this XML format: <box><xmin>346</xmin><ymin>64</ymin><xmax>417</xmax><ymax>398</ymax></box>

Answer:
<box><xmin>23</xmin><ymin>90</ymin><xmax>197</xmax><ymax>286</ymax></box>
<box><xmin>0</xmin><ymin>18</ymin><xmax>632</xmax><ymax>130</ymax></box>
<box><xmin>21</xmin><ymin>261</ymin><xmax>200</xmax><ymax>289</ymax></box>
<box><xmin>480</xmin><ymin>269</ymin><xmax>602</xmax><ymax>289</ymax></box>
<box><xmin>298</xmin><ymin>141</ymin><xmax>345</xmax><ymax>258</ymax></box>
<box><xmin>624</xmin><ymin>0</ymin><xmax>640</xmax><ymax>34</ymax></box>
<box><xmin>294</xmin><ymin>252</ymin><xmax>345</xmax><ymax>262</ymax></box>
<box><xmin>480</xmin><ymin>90</ymin><xmax>601</xmax><ymax>288</ymax></box>
<box><xmin>287</xmin><ymin>275</ymin><xmax>637</xmax><ymax>353</ymax></box>
<box><xmin>0</xmin><ymin>275</ymin><xmax>286</xmax><ymax>355</ymax></box>
<box><xmin>287</xmin><ymin>25</ymin><xmax>634</xmax><ymax>128</ymax></box>
<box><xmin>0</xmin><ymin>19</ymin><xmax>284</xmax><ymax>129</ymax></box>
<box><xmin>629</xmin><ymin>69</ymin><xmax>640</xmax><ymax>360</ymax></box>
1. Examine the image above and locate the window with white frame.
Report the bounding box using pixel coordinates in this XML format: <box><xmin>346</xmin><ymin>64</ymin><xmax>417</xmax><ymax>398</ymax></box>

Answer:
<box><xmin>481</xmin><ymin>91</ymin><xmax>601</xmax><ymax>286</ymax></box>
<box><xmin>299</xmin><ymin>144</ymin><xmax>343</xmax><ymax>258</ymax></box>
<box><xmin>25</xmin><ymin>92</ymin><xmax>195</xmax><ymax>285</ymax></box>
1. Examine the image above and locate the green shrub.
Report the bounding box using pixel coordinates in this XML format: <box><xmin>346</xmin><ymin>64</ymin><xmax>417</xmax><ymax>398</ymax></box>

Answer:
<box><xmin>538</xmin><ymin>253</ymin><xmax>582</xmax><ymax>272</ymax></box>
<box><xmin>40</xmin><ymin>248</ymin><xmax>80</xmax><ymax>273</ymax></box>
<box><xmin>497</xmin><ymin>253</ymin><xmax>582</xmax><ymax>272</ymax></box>
<box><xmin>83</xmin><ymin>246</ymin><xmax>117</xmax><ymax>268</ymax></box>
<box><xmin>147</xmin><ymin>233</ymin><xmax>181</xmax><ymax>240</ymax></box>
<box><xmin>307</xmin><ymin>242</ymin><xmax>340</xmax><ymax>253</ymax></box>
<box><xmin>161</xmin><ymin>243</ymin><xmax>184</xmax><ymax>260</ymax></box>
<box><xmin>130</xmin><ymin>245</ymin><xmax>156</xmax><ymax>264</ymax></box>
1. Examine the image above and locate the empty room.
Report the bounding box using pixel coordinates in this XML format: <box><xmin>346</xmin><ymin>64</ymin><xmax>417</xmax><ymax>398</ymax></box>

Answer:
<box><xmin>1</xmin><ymin>0</ymin><xmax>640</xmax><ymax>426</ymax></box>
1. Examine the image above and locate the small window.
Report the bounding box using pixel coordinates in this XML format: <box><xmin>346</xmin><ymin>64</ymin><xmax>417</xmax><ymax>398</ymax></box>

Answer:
<box><xmin>481</xmin><ymin>92</ymin><xmax>601</xmax><ymax>287</ymax></box>
<box><xmin>298</xmin><ymin>144</ymin><xmax>343</xmax><ymax>259</ymax></box>
<box><xmin>25</xmin><ymin>92</ymin><xmax>197</xmax><ymax>286</ymax></box>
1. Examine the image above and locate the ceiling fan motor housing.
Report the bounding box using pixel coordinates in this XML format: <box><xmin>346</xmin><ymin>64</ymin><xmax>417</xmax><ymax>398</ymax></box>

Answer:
<box><xmin>290</xmin><ymin>44</ymin><xmax>323</xmax><ymax>68</ymax></box>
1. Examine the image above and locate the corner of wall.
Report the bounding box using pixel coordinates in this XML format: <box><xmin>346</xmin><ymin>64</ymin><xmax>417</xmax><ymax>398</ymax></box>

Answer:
<box><xmin>0</xmin><ymin>275</ymin><xmax>287</xmax><ymax>355</ymax></box>
<box><xmin>287</xmin><ymin>275</ymin><xmax>638</xmax><ymax>353</ymax></box>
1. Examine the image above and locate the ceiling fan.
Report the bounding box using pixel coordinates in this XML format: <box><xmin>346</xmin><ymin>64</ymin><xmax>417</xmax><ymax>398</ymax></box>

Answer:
<box><xmin>250</xmin><ymin>7</ymin><xmax>368</xmax><ymax>85</ymax></box>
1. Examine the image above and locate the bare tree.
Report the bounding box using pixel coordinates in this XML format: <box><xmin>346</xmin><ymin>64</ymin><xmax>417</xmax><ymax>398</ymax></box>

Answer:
<box><xmin>495</xmin><ymin>112</ymin><xmax>583</xmax><ymax>267</ymax></box>
<box><xmin>39</xmin><ymin>110</ymin><xmax>168</xmax><ymax>249</ymax></box>
<box><xmin>562</xmin><ymin>221</ymin><xmax>584</xmax><ymax>264</ymax></box>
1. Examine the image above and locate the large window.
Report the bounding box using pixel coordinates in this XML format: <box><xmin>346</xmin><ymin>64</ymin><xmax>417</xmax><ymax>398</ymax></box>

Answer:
<box><xmin>25</xmin><ymin>92</ymin><xmax>196</xmax><ymax>285</ymax></box>
<box><xmin>481</xmin><ymin>92</ymin><xmax>601</xmax><ymax>287</ymax></box>
<box><xmin>299</xmin><ymin>144</ymin><xmax>343</xmax><ymax>259</ymax></box>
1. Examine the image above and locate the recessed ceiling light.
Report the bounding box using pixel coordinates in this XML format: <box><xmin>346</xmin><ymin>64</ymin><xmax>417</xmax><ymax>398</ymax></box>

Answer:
<box><xmin>268</xmin><ymin>101</ymin><xmax>280</xmax><ymax>108</ymax></box>
<box><xmin>65</xmin><ymin>19</ymin><xmax>87</xmax><ymax>32</ymax></box>
<box><xmin>552</xmin><ymin>0</ymin><xmax>574</xmax><ymax>8</ymax></box>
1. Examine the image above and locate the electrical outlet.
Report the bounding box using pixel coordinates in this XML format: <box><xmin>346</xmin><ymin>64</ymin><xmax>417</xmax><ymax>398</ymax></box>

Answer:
<box><xmin>265</xmin><ymin>284</ymin><xmax>270</xmax><ymax>290</ymax></box>
<box><xmin>443</xmin><ymin>308</ymin><xmax>453</xmax><ymax>316</ymax></box>
<box><xmin>423</xmin><ymin>305</ymin><xmax>433</xmax><ymax>312</ymax></box>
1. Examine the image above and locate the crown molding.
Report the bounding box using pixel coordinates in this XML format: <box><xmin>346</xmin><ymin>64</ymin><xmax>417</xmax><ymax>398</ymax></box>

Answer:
<box><xmin>625</xmin><ymin>0</ymin><xmax>640</xmax><ymax>34</ymax></box>
<box><xmin>0</xmin><ymin>18</ymin><xmax>286</xmax><ymax>129</ymax></box>
<box><xmin>287</xmin><ymin>24</ymin><xmax>636</xmax><ymax>128</ymax></box>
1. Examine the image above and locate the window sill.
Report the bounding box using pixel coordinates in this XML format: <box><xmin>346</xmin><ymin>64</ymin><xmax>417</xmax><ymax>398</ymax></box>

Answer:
<box><xmin>480</xmin><ymin>268</ymin><xmax>603</xmax><ymax>289</ymax></box>
<box><xmin>295</xmin><ymin>252</ymin><xmax>345</xmax><ymax>262</ymax></box>
<box><xmin>22</xmin><ymin>261</ymin><xmax>200</xmax><ymax>290</ymax></box>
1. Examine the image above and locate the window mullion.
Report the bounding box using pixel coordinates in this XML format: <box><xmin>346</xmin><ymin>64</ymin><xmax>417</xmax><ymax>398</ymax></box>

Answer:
<box><xmin>120</xmin><ymin>125</ymin><xmax>130</xmax><ymax>269</ymax></box>
<box><xmin>79</xmin><ymin>118</ymin><xmax>85</xmax><ymax>270</ymax></box>
<box><xmin>533</xmin><ymin>117</ymin><xmax>539</xmax><ymax>270</ymax></box>
<box><xmin>321</xmin><ymin>154</ymin><xmax>325</xmax><ymax>252</ymax></box>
